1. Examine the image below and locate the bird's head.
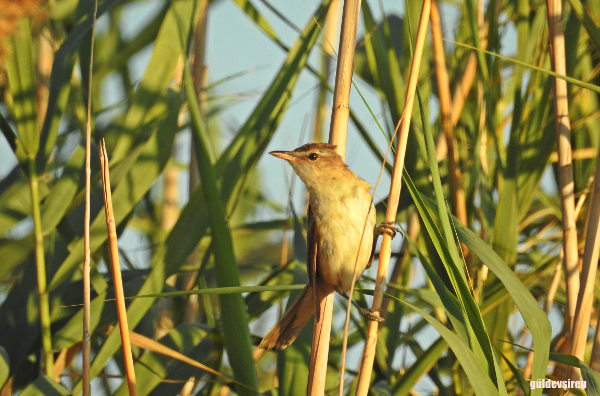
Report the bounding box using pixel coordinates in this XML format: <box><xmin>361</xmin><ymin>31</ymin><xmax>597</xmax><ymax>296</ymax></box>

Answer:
<box><xmin>269</xmin><ymin>143</ymin><xmax>348</xmax><ymax>190</ymax></box>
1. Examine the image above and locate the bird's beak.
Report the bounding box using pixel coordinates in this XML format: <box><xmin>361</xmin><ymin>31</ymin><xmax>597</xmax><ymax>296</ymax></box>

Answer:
<box><xmin>269</xmin><ymin>151</ymin><xmax>295</xmax><ymax>161</ymax></box>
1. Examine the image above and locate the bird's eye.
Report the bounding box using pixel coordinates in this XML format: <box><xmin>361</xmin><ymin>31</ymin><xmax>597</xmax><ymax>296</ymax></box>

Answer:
<box><xmin>308</xmin><ymin>153</ymin><xmax>319</xmax><ymax>161</ymax></box>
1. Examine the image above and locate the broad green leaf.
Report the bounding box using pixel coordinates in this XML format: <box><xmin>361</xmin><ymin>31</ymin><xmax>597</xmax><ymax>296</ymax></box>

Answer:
<box><xmin>231</xmin><ymin>0</ymin><xmax>279</xmax><ymax>41</ymax></box>
<box><xmin>392</xmin><ymin>298</ymin><xmax>500</xmax><ymax>396</ymax></box>
<box><xmin>49</xmin><ymin>91</ymin><xmax>180</xmax><ymax>290</ymax></box>
<box><xmin>497</xmin><ymin>347</ymin><xmax>531</xmax><ymax>396</ymax></box>
<box><xmin>360</xmin><ymin>0</ymin><xmax>404</xmax><ymax>117</ymax></box>
<box><xmin>109</xmin><ymin>0</ymin><xmax>201</xmax><ymax>161</ymax></box>
<box><xmin>453</xmin><ymin>218</ymin><xmax>551</xmax><ymax>396</ymax></box>
<box><xmin>19</xmin><ymin>375</ymin><xmax>70</xmax><ymax>396</ymax></box>
<box><xmin>0</xmin><ymin>172</ymin><xmax>32</xmax><ymax>237</ymax></box>
<box><xmin>52</xmin><ymin>291</ymin><xmax>107</xmax><ymax>351</ymax></box>
<box><xmin>415</xmin><ymin>89</ymin><xmax>502</xmax><ymax>390</ymax></box>
<box><xmin>390</xmin><ymin>337</ymin><xmax>447</xmax><ymax>396</ymax></box>
<box><xmin>5</xmin><ymin>18</ymin><xmax>38</xmax><ymax>157</ymax></box>
<box><xmin>401</xmin><ymin>231</ymin><xmax>468</xmax><ymax>342</ymax></box>
<box><xmin>40</xmin><ymin>145</ymin><xmax>85</xmax><ymax>235</ymax></box>
<box><xmin>94</xmin><ymin>4</ymin><xmax>169</xmax><ymax>82</ymax></box>
<box><xmin>549</xmin><ymin>353</ymin><xmax>600</xmax><ymax>396</ymax></box>
<box><xmin>39</xmin><ymin>0</ymin><xmax>121</xmax><ymax>171</ymax></box>
<box><xmin>566</xmin><ymin>0</ymin><xmax>600</xmax><ymax>56</ymax></box>
<box><xmin>215</xmin><ymin>0</ymin><xmax>332</xmax><ymax>210</ymax></box>
<box><xmin>185</xmin><ymin>42</ymin><xmax>259</xmax><ymax>392</ymax></box>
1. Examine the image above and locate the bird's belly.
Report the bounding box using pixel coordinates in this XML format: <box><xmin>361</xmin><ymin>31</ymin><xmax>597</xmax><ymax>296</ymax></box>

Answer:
<box><xmin>316</xmin><ymin>201</ymin><xmax>375</xmax><ymax>294</ymax></box>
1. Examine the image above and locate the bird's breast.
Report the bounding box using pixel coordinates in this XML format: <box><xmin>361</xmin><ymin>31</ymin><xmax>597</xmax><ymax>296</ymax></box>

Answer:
<box><xmin>310</xmin><ymin>188</ymin><xmax>376</xmax><ymax>294</ymax></box>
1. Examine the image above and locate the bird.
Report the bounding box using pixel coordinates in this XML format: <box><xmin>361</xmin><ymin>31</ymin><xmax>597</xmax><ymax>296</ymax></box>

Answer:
<box><xmin>259</xmin><ymin>143</ymin><xmax>397</xmax><ymax>350</ymax></box>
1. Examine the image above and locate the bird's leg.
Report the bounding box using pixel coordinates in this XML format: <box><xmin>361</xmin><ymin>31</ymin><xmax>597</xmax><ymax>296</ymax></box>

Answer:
<box><xmin>366</xmin><ymin>221</ymin><xmax>402</xmax><ymax>269</ymax></box>
<box><xmin>358</xmin><ymin>221</ymin><xmax>402</xmax><ymax>322</ymax></box>
<box><xmin>374</xmin><ymin>220</ymin><xmax>402</xmax><ymax>238</ymax></box>
<box><xmin>341</xmin><ymin>293</ymin><xmax>385</xmax><ymax>322</ymax></box>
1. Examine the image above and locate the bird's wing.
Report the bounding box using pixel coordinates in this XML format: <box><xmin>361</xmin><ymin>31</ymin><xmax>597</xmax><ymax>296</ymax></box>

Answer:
<box><xmin>306</xmin><ymin>205</ymin><xmax>321</xmax><ymax>321</ymax></box>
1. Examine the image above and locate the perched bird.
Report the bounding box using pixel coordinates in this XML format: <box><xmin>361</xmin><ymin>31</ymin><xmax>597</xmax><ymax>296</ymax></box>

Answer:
<box><xmin>259</xmin><ymin>143</ymin><xmax>396</xmax><ymax>350</ymax></box>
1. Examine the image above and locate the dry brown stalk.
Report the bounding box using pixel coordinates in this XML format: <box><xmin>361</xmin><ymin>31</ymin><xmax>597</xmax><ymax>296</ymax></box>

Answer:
<box><xmin>182</xmin><ymin>1</ymin><xmax>209</xmax><ymax>325</ymax></box>
<box><xmin>571</xmin><ymin>149</ymin><xmax>600</xmax><ymax>364</ymax></box>
<box><xmin>545</xmin><ymin>0</ymin><xmax>580</xmax><ymax>377</ymax></box>
<box><xmin>523</xmin><ymin>179</ymin><xmax>589</xmax><ymax>384</ymax></box>
<box><xmin>328</xmin><ymin>0</ymin><xmax>361</xmax><ymax>155</ymax></box>
<box><xmin>312</xmin><ymin>0</ymin><xmax>340</xmax><ymax>144</ymax></box>
<box><xmin>450</xmin><ymin>55</ymin><xmax>477</xmax><ymax>126</ymax></box>
<box><xmin>430</xmin><ymin>0</ymin><xmax>470</xmax><ymax>273</ymax></box>
<box><xmin>155</xmin><ymin>56</ymin><xmax>183</xmax><ymax>340</ymax></box>
<box><xmin>449</xmin><ymin>0</ymin><xmax>487</xmax><ymax>129</ymax></box>
<box><xmin>99</xmin><ymin>140</ymin><xmax>138</xmax><ymax>396</ymax></box>
<box><xmin>355</xmin><ymin>0</ymin><xmax>431</xmax><ymax>394</ymax></box>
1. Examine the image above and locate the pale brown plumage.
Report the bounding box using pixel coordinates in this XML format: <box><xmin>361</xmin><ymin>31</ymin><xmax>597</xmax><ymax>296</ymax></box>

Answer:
<box><xmin>259</xmin><ymin>143</ymin><xmax>377</xmax><ymax>350</ymax></box>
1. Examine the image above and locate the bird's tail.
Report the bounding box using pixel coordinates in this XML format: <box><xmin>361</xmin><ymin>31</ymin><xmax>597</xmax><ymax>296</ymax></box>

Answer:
<box><xmin>258</xmin><ymin>284</ymin><xmax>315</xmax><ymax>350</ymax></box>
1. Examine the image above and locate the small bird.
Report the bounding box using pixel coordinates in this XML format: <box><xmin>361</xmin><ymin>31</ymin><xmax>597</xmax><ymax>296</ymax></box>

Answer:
<box><xmin>259</xmin><ymin>143</ymin><xmax>396</xmax><ymax>350</ymax></box>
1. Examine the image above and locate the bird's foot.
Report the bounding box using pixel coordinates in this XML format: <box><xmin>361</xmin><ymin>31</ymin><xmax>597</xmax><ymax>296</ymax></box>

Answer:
<box><xmin>358</xmin><ymin>307</ymin><xmax>385</xmax><ymax>323</ymax></box>
<box><xmin>343</xmin><ymin>293</ymin><xmax>386</xmax><ymax>323</ymax></box>
<box><xmin>375</xmin><ymin>221</ymin><xmax>402</xmax><ymax>238</ymax></box>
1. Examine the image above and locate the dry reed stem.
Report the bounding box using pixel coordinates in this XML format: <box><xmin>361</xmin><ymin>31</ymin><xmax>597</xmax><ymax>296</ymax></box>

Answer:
<box><xmin>546</xmin><ymin>0</ymin><xmax>581</xmax><ymax>380</ymax></box>
<box><xmin>307</xmin><ymin>293</ymin><xmax>334</xmax><ymax>395</ymax></box>
<box><xmin>312</xmin><ymin>0</ymin><xmax>340</xmax><ymax>144</ymax></box>
<box><xmin>185</xmin><ymin>0</ymin><xmax>209</xmax><ymax>325</ymax></box>
<box><xmin>430</xmin><ymin>0</ymin><xmax>470</xmax><ymax>273</ymax></box>
<box><xmin>328</xmin><ymin>0</ymin><xmax>361</xmax><ymax>155</ymax></box>
<box><xmin>449</xmin><ymin>0</ymin><xmax>486</xmax><ymax>129</ymax></box>
<box><xmin>523</xmin><ymin>184</ymin><xmax>588</xmax><ymax>383</ymax></box>
<box><xmin>355</xmin><ymin>1</ymin><xmax>431</xmax><ymax>394</ymax></box>
<box><xmin>571</xmin><ymin>149</ymin><xmax>600</xmax><ymax>363</ymax></box>
<box><xmin>545</xmin><ymin>0</ymin><xmax>580</xmax><ymax>370</ymax></box>
<box><xmin>99</xmin><ymin>140</ymin><xmax>138</xmax><ymax>396</ymax></box>
<box><xmin>323</xmin><ymin>0</ymin><xmax>341</xmax><ymax>57</ymax></box>
<box><xmin>82</xmin><ymin>1</ymin><xmax>98</xmax><ymax>393</ymax></box>
<box><xmin>155</xmin><ymin>56</ymin><xmax>184</xmax><ymax>340</ymax></box>
<box><xmin>309</xmin><ymin>0</ymin><xmax>361</xmax><ymax>394</ymax></box>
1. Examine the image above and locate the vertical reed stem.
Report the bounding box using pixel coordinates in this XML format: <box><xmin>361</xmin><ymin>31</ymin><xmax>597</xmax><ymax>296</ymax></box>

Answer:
<box><xmin>545</xmin><ymin>0</ymin><xmax>579</xmax><ymax>351</ymax></box>
<box><xmin>99</xmin><ymin>140</ymin><xmax>138</xmax><ymax>395</ymax></box>
<box><xmin>311</xmin><ymin>0</ymin><xmax>361</xmax><ymax>393</ymax></box>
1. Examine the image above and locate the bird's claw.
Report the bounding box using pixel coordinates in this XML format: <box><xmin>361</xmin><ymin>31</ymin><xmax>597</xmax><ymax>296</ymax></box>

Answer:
<box><xmin>375</xmin><ymin>221</ymin><xmax>402</xmax><ymax>238</ymax></box>
<box><xmin>360</xmin><ymin>307</ymin><xmax>385</xmax><ymax>322</ymax></box>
